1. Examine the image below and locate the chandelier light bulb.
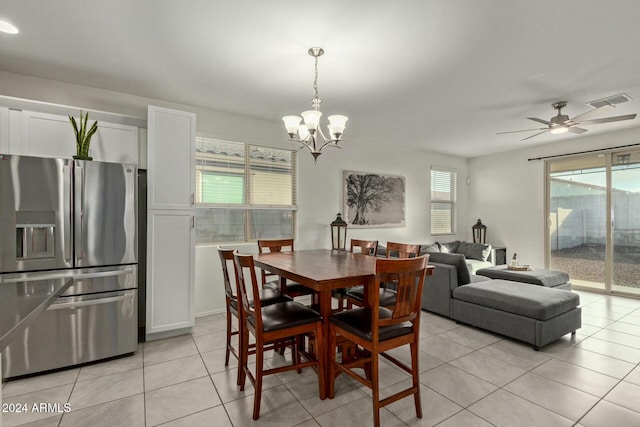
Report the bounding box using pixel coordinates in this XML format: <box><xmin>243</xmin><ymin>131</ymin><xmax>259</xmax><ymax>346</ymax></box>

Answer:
<box><xmin>282</xmin><ymin>115</ymin><xmax>302</xmax><ymax>137</ymax></box>
<box><xmin>301</xmin><ymin>110</ymin><xmax>322</xmax><ymax>133</ymax></box>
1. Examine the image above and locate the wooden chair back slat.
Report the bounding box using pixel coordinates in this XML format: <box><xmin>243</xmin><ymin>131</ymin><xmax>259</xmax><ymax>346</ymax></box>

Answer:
<box><xmin>350</xmin><ymin>239</ymin><xmax>379</xmax><ymax>255</ymax></box>
<box><xmin>233</xmin><ymin>252</ymin><xmax>262</xmax><ymax>330</ymax></box>
<box><xmin>386</xmin><ymin>241</ymin><xmax>421</xmax><ymax>259</ymax></box>
<box><xmin>217</xmin><ymin>247</ymin><xmax>236</xmax><ymax>300</ymax></box>
<box><xmin>376</xmin><ymin>255</ymin><xmax>429</xmax><ymax>322</ymax></box>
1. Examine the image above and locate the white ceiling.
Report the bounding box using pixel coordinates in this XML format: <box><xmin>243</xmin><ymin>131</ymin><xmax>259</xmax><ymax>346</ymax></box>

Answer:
<box><xmin>1</xmin><ymin>1</ymin><xmax>640</xmax><ymax>158</ymax></box>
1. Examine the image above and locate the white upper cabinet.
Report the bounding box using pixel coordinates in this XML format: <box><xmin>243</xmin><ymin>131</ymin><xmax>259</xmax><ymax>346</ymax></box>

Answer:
<box><xmin>11</xmin><ymin>110</ymin><xmax>139</xmax><ymax>164</ymax></box>
<box><xmin>0</xmin><ymin>106</ymin><xmax>8</xmax><ymax>153</ymax></box>
<box><xmin>147</xmin><ymin>106</ymin><xmax>196</xmax><ymax>210</ymax></box>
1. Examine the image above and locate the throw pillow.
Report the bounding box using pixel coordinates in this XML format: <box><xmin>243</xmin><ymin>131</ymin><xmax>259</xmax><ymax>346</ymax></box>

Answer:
<box><xmin>457</xmin><ymin>241</ymin><xmax>492</xmax><ymax>261</ymax></box>
<box><xmin>438</xmin><ymin>240</ymin><xmax>461</xmax><ymax>253</ymax></box>
<box><xmin>427</xmin><ymin>252</ymin><xmax>471</xmax><ymax>285</ymax></box>
<box><xmin>420</xmin><ymin>243</ymin><xmax>441</xmax><ymax>254</ymax></box>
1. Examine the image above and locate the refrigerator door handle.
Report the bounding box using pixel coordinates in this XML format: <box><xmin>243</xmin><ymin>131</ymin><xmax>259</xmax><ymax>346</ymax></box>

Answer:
<box><xmin>70</xmin><ymin>268</ymin><xmax>135</xmax><ymax>281</ymax></box>
<box><xmin>63</xmin><ymin>164</ymin><xmax>72</xmax><ymax>263</ymax></box>
<box><xmin>75</xmin><ymin>163</ymin><xmax>85</xmax><ymax>261</ymax></box>
<box><xmin>47</xmin><ymin>291</ymin><xmax>135</xmax><ymax>310</ymax></box>
<box><xmin>3</xmin><ymin>267</ymin><xmax>135</xmax><ymax>283</ymax></box>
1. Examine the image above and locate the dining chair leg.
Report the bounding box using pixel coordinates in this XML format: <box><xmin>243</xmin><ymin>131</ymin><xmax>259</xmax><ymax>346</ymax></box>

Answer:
<box><xmin>253</xmin><ymin>338</ymin><xmax>264</xmax><ymax>420</ymax></box>
<box><xmin>372</xmin><ymin>353</ymin><xmax>380</xmax><ymax>427</ymax></box>
<box><xmin>235</xmin><ymin>318</ymin><xmax>243</xmax><ymax>385</ymax></box>
<box><xmin>315</xmin><ymin>324</ymin><xmax>326</xmax><ymax>400</ymax></box>
<box><xmin>328</xmin><ymin>323</ymin><xmax>337</xmax><ymax>399</ymax></box>
<box><xmin>411</xmin><ymin>340</ymin><xmax>422</xmax><ymax>418</ymax></box>
<box><xmin>224</xmin><ymin>307</ymin><xmax>232</xmax><ymax>367</ymax></box>
<box><xmin>239</xmin><ymin>323</ymin><xmax>249</xmax><ymax>391</ymax></box>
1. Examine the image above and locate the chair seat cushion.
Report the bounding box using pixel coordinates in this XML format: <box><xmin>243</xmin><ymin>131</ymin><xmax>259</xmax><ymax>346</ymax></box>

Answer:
<box><xmin>249</xmin><ymin>301</ymin><xmax>322</xmax><ymax>332</ymax></box>
<box><xmin>345</xmin><ymin>287</ymin><xmax>397</xmax><ymax>306</ymax></box>
<box><xmin>330</xmin><ymin>307</ymin><xmax>413</xmax><ymax>342</ymax></box>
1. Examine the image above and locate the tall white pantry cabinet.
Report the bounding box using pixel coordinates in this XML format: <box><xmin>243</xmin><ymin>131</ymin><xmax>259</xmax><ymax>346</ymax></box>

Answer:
<box><xmin>146</xmin><ymin>105</ymin><xmax>196</xmax><ymax>339</ymax></box>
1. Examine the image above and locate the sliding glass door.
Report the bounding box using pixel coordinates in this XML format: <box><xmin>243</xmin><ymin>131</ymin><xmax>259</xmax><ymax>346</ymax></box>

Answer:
<box><xmin>611</xmin><ymin>151</ymin><xmax>640</xmax><ymax>295</ymax></box>
<box><xmin>547</xmin><ymin>149</ymin><xmax>640</xmax><ymax>295</ymax></box>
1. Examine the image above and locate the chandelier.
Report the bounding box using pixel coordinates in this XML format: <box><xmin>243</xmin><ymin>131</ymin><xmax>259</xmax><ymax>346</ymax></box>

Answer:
<box><xmin>282</xmin><ymin>47</ymin><xmax>348</xmax><ymax>162</ymax></box>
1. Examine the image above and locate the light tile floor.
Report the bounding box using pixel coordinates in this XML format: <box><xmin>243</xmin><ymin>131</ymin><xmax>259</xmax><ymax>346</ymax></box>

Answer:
<box><xmin>3</xmin><ymin>290</ymin><xmax>640</xmax><ymax>426</ymax></box>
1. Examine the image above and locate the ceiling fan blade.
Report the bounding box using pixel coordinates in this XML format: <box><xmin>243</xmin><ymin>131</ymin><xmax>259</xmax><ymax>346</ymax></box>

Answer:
<box><xmin>527</xmin><ymin>117</ymin><xmax>553</xmax><ymax>126</ymax></box>
<box><xmin>570</xmin><ymin>103</ymin><xmax>615</xmax><ymax>123</ymax></box>
<box><xmin>497</xmin><ymin>127</ymin><xmax>548</xmax><ymax>135</ymax></box>
<box><xmin>578</xmin><ymin>114</ymin><xmax>637</xmax><ymax>125</ymax></box>
<box><xmin>521</xmin><ymin>130</ymin><xmax>549</xmax><ymax>141</ymax></box>
<box><xmin>567</xmin><ymin>127</ymin><xmax>588</xmax><ymax>134</ymax></box>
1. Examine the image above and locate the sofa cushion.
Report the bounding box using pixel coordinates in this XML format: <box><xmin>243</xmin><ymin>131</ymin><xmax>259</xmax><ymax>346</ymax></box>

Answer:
<box><xmin>476</xmin><ymin>265</ymin><xmax>570</xmax><ymax>288</ymax></box>
<box><xmin>452</xmin><ymin>279</ymin><xmax>580</xmax><ymax>321</ymax></box>
<box><xmin>457</xmin><ymin>241</ymin><xmax>492</xmax><ymax>261</ymax></box>
<box><xmin>466</xmin><ymin>259</ymin><xmax>493</xmax><ymax>274</ymax></box>
<box><xmin>427</xmin><ymin>252</ymin><xmax>471</xmax><ymax>285</ymax></box>
<box><xmin>439</xmin><ymin>240</ymin><xmax>461</xmax><ymax>253</ymax></box>
<box><xmin>420</xmin><ymin>243</ymin><xmax>441</xmax><ymax>254</ymax></box>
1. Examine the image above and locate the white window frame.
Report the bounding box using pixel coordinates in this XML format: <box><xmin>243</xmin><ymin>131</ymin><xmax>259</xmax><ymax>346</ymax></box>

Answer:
<box><xmin>430</xmin><ymin>167</ymin><xmax>457</xmax><ymax>235</ymax></box>
<box><xmin>195</xmin><ymin>136</ymin><xmax>297</xmax><ymax>244</ymax></box>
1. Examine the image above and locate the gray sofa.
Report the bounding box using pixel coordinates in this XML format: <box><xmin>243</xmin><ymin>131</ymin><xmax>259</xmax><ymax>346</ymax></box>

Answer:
<box><xmin>421</xmin><ymin>251</ymin><xmax>491</xmax><ymax>317</ymax></box>
<box><xmin>418</xmin><ymin>248</ymin><xmax>581</xmax><ymax>350</ymax></box>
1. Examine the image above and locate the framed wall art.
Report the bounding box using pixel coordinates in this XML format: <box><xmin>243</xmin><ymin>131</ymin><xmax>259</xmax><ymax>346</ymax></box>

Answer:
<box><xmin>343</xmin><ymin>170</ymin><xmax>406</xmax><ymax>228</ymax></box>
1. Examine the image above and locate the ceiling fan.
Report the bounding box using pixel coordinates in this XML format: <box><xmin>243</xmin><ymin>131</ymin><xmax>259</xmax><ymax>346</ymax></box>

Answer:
<box><xmin>497</xmin><ymin>101</ymin><xmax>637</xmax><ymax>141</ymax></box>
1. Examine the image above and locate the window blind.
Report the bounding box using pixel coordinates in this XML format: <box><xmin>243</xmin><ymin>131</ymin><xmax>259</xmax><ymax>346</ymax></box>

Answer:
<box><xmin>431</xmin><ymin>168</ymin><xmax>456</xmax><ymax>234</ymax></box>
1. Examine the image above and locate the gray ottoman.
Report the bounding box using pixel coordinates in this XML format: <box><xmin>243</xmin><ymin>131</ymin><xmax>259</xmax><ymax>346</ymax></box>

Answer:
<box><xmin>452</xmin><ymin>280</ymin><xmax>581</xmax><ymax>350</ymax></box>
<box><xmin>476</xmin><ymin>265</ymin><xmax>571</xmax><ymax>290</ymax></box>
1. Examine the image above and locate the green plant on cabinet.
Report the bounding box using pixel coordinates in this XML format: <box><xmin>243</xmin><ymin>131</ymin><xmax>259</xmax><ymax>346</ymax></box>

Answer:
<box><xmin>69</xmin><ymin>110</ymin><xmax>98</xmax><ymax>160</ymax></box>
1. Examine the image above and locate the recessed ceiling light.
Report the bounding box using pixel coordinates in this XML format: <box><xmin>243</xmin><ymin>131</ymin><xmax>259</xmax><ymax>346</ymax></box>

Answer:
<box><xmin>0</xmin><ymin>20</ymin><xmax>19</xmax><ymax>34</ymax></box>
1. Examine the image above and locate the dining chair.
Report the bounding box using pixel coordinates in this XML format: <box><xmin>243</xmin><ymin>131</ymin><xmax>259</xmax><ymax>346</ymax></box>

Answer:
<box><xmin>328</xmin><ymin>255</ymin><xmax>429</xmax><ymax>427</ymax></box>
<box><xmin>234</xmin><ymin>251</ymin><xmax>325</xmax><ymax>420</ymax></box>
<box><xmin>346</xmin><ymin>241</ymin><xmax>421</xmax><ymax>308</ymax></box>
<box><xmin>332</xmin><ymin>239</ymin><xmax>379</xmax><ymax>311</ymax></box>
<box><xmin>257</xmin><ymin>238</ymin><xmax>316</xmax><ymax>300</ymax></box>
<box><xmin>216</xmin><ymin>247</ymin><xmax>292</xmax><ymax>382</ymax></box>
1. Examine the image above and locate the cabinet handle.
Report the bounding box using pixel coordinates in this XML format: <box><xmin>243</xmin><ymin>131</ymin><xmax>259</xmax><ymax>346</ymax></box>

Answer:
<box><xmin>192</xmin><ymin>216</ymin><xmax>195</xmax><ymax>229</ymax></box>
<box><xmin>191</xmin><ymin>193</ymin><xmax>195</xmax><ymax>206</ymax></box>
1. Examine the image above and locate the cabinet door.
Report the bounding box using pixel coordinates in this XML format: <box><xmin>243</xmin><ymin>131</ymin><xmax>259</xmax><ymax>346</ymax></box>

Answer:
<box><xmin>146</xmin><ymin>210</ymin><xmax>195</xmax><ymax>336</ymax></box>
<box><xmin>147</xmin><ymin>106</ymin><xmax>195</xmax><ymax>210</ymax></box>
<box><xmin>0</xmin><ymin>106</ymin><xmax>8</xmax><ymax>153</ymax></box>
<box><xmin>13</xmin><ymin>110</ymin><xmax>138</xmax><ymax>163</ymax></box>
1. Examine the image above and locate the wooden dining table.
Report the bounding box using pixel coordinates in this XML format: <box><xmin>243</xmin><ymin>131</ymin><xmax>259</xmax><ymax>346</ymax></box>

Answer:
<box><xmin>254</xmin><ymin>248</ymin><xmax>434</xmax><ymax>397</ymax></box>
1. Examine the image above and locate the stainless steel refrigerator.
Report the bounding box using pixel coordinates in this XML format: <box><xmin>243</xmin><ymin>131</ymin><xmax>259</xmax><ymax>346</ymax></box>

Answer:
<box><xmin>0</xmin><ymin>155</ymin><xmax>138</xmax><ymax>378</ymax></box>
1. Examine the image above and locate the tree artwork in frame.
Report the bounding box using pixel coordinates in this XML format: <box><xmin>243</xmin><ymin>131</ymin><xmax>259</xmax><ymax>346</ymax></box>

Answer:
<box><xmin>343</xmin><ymin>170</ymin><xmax>406</xmax><ymax>228</ymax></box>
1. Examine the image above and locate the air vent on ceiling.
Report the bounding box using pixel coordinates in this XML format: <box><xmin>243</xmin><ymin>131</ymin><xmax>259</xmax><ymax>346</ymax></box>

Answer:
<box><xmin>586</xmin><ymin>93</ymin><xmax>632</xmax><ymax>109</ymax></box>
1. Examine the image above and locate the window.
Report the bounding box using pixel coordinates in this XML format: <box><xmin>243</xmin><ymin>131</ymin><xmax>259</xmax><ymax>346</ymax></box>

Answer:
<box><xmin>195</xmin><ymin>137</ymin><xmax>296</xmax><ymax>244</ymax></box>
<box><xmin>430</xmin><ymin>168</ymin><xmax>456</xmax><ymax>234</ymax></box>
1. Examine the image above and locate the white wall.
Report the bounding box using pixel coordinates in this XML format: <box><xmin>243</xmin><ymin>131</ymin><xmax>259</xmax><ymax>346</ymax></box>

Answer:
<box><xmin>0</xmin><ymin>70</ymin><xmax>470</xmax><ymax>317</ymax></box>
<box><xmin>468</xmin><ymin>127</ymin><xmax>640</xmax><ymax>268</ymax></box>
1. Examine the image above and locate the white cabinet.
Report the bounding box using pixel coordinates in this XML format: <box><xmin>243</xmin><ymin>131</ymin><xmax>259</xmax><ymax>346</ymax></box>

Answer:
<box><xmin>147</xmin><ymin>106</ymin><xmax>195</xmax><ymax>210</ymax></box>
<box><xmin>0</xmin><ymin>107</ymin><xmax>8</xmax><ymax>154</ymax></box>
<box><xmin>3</xmin><ymin>110</ymin><xmax>138</xmax><ymax>164</ymax></box>
<box><xmin>146</xmin><ymin>211</ymin><xmax>195</xmax><ymax>334</ymax></box>
<box><xmin>146</xmin><ymin>105</ymin><xmax>196</xmax><ymax>339</ymax></box>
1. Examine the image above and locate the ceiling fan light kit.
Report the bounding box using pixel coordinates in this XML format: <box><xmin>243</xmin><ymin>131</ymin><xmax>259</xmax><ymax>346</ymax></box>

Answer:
<box><xmin>282</xmin><ymin>47</ymin><xmax>348</xmax><ymax>163</ymax></box>
<box><xmin>498</xmin><ymin>100</ymin><xmax>637</xmax><ymax>141</ymax></box>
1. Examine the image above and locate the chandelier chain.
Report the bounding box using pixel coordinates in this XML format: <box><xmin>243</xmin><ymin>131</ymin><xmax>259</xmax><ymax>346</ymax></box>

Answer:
<box><xmin>312</xmin><ymin>54</ymin><xmax>321</xmax><ymax>110</ymax></box>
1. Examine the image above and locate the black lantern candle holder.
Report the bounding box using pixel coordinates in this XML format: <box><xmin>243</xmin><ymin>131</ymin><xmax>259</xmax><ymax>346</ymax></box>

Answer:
<box><xmin>472</xmin><ymin>219</ymin><xmax>487</xmax><ymax>244</ymax></box>
<box><xmin>330</xmin><ymin>213</ymin><xmax>348</xmax><ymax>250</ymax></box>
